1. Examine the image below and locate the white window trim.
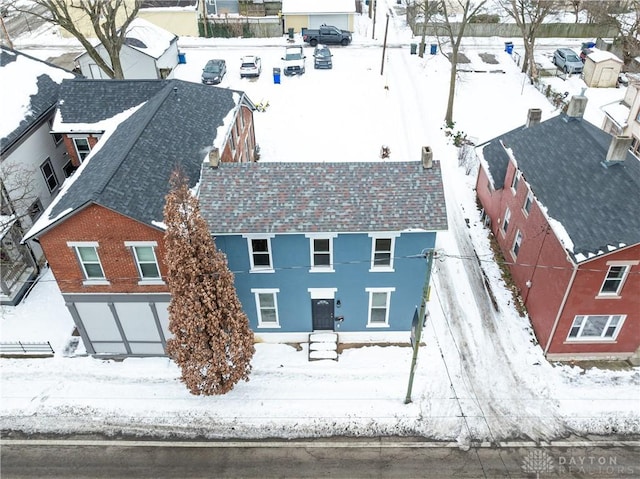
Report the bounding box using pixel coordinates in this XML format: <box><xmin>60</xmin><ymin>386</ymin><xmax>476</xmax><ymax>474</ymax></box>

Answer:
<box><xmin>522</xmin><ymin>191</ymin><xmax>533</xmax><ymax>217</ymax></box>
<box><xmin>365</xmin><ymin>287</ymin><xmax>395</xmax><ymax>328</ymax></box>
<box><xmin>124</xmin><ymin>241</ymin><xmax>164</xmax><ymax>285</ymax></box>
<box><xmin>596</xmin><ymin>261</ymin><xmax>637</xmax><ymax>298</ymax></box>
<box><xmin>306</xmin><ymin>233</ymin><xmax>337</xmax><ymax>272</ymax></box>
<box><xmin>72</xmin><ymin>137</ymin><xmax>91</xmax><ymax>162</ymax></box>
<box><xmin>67</xmin><ymin>241</ymin><xmax>110</xmax><ymax>285</ymax></box>
<box><xmin>511</xmin><ymin>170</ymin><xmax>520</xmax><ymax>195</ymax></box>
<box><xmin>244</xmin><ymin>234</ymin><xmax>275</xmax><ymax>273</ymax></box>
<box><xmin>501</xmin><ymin>207</ymin><xmax>511</xmax><ymax>236</ymax></box>
<box><xmin>307</xmin><ymin>287</ymin><xmax>337</xmax><ymax>299</ymax></box>
<box><xmin>40</xmin><ymin>157</ymin><xmax>59</xmax><ymax>193</ymax></box>
<box><xmin>565</xmin><ymin>314</ymin><xmax>626</xmax><ymax>342</ymax></box>
<box><xmin>511</xmin><ymin>229</ymin><xmax>523</xmax><ymax>260</ymax></box>
<box><xmin>368</xmin><ymin>233</ymin><xmax>399</xmax><ymax>272</ymax></box>
<box><xmin>251</xmin><ymin>288</ymin><xmax>281</xmax><ymax>328</ymax></box>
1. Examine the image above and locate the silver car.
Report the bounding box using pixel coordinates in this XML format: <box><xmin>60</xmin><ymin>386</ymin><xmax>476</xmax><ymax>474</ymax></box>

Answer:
<box><xmin>553</xmin><ymin>48</ymin><xmax>583</xmax><ymax>74</ymax></box>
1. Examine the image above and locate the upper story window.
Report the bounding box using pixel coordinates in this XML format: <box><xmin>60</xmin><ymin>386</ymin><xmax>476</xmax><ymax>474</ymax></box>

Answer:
<box><xmin>599</xmin><ymin>265</ymin><xmax>630</xmax><ymax>296</ymax></box>
<box><xmin>366</xmin><ymin>287</ymin><xmax>394</xmax><ymax>327</ymax></box>
<box><xmin>49</xmin><ymin>119</ymin><xmax>63</xmax><ymax>145</ymax></box>
<box><xmin>307</xmin><ymin>234</ymin><xmax>336</xmax><ymax>272</ymax></box>
<box><xmin>501</xmin><ymin>207</ymin><xmax>511</xmax><ymax>235</ymax></box>
<box><xmin>511</xmin><ymin>170</ymin><xmax>520</xmax><ymax>194</ymax></box>
<box><xmin>73</xmin><ymin>138</ymin><xmax>91</xmax><ymax>162</ymax></box>
<box><xmin>125</xmin><ymin>241</ymin><xmax>163</xmax><ymax>284</ymax></box>
<box><xmin>252</xmin><ymin>289</ymin><xmax>280</xmax><ymax>328</ymax></box>
<box><xmin>630</xmin><ymin>137</ymin><xmax>640</xmax><ymax>159</ymax></box>
<box><xmin>511</xmin><ymin>229</ymin><xmax>523</xmax><ymax>259</ymax></box>
<box><xmin>369</xmin><ymin>233</ymin><xmax>398</xmax><ymax>271</ymax></box>
<box><xmin>68</xmin><ymin>241</ymin><xmax>109</xmax><ymax>285</ymax></box>
<box><xmin>567</xmin><ymin>314</ymin><xmax>625</xmax><ymax>341</ymax></box>
<box><xmin>523</xmin><ymin>191</ymin><xmax>533</xmax><ymax>216</ymax></box>
<box><xmin>245</xmin><ymin>235</ymin><xmax>274</xmax><ymax>272</ymax></box>
<box><xmin>40</xmin><ymin>158</ymin><xmax>59</xmax><ymax>192</ymax></box>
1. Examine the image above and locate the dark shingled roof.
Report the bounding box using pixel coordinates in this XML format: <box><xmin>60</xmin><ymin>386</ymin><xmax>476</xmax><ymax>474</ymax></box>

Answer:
<box><xmin>1</xmin><ymin>46</ymin><xmax>76</xmax><ymax>152</ymax></box>
<box><xmin>31</xmin><ymin>78</ymin><xmax>249</xmax><ymax>236</ymax></box>
<box><xmin>199</xmin><ymin>161</ymin><xmax>448</xmax><ymax>234</ymax></box>
<box><xmin>480</xmin><ymin>114</ymin><xmax>640</xmax><ymax>259</ymax></box>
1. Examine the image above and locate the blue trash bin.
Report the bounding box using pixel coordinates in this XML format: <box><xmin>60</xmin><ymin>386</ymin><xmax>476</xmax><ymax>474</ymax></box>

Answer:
<box><xmin>505</xmin><ymin>42</ymin><xmax>514</xmax><ymax>54</ymax></box>
<box><xmin>430</xmin><ymin>43</ymin><xmax>437</xmax><ymax>55</ymax></box>
<box><xmin>178</xmin><ymin>52</ymin><xmax>186</xmax><ymax>64</ymax></box>
<box><xmin>273</xmin><ymin>67</ymin><xmax>281</xmax><ymax>84</ymax></box>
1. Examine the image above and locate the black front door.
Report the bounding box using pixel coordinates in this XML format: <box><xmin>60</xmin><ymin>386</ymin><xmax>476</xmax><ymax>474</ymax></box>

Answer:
<box><xmin>311</xmin><ymin>299</ymin><xmax>334</xmax><ymax>330</ymax></box>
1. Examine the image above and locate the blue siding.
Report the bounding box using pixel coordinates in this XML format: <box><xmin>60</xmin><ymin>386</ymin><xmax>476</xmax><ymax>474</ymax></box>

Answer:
<box><xmin>215</xmin><ymin>232</ymin><xmax>436</xmax><ymax>333</ymax></box>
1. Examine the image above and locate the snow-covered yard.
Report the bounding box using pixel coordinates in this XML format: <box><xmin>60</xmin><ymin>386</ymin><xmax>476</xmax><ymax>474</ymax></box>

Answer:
<box><xmin>1</xmin><ymin>0</ymin><xmax>638</xmax><ymax>443</ymax></box>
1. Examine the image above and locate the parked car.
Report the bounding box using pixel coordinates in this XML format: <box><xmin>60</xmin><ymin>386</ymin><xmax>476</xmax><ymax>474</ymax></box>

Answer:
<box><xmin>303</xmin><ymin>25</ymin><xmax>352</xmax><ymax>47</ymax></box>
<box><xmin>282</xmin><ymin>46</ymin><xmax>305</xmax><ymax>76</ymax></box>
<box><xmin>313</xmin><ymin>45</ymin><xmax>333</xmax><ymax>69</ymax></box>
<box><xmin>201</xmin><ymin>59</ymin><xmax>226</xmax><ymax>85</ymax></box>
<box><xmin>240</xmin><ymin>55</ymin><xmax>262</xmax><ymax>78</ymax></box>
<box><xmin>553</xmin><ymin>48</ymin><xmax>583</xmax><ymax>74</ymax></box>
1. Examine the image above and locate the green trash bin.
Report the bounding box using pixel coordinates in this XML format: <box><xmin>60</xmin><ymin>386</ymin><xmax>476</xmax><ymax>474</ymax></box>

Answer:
<box><xmin>410</xmin><ymin>43</ymin><xmax>417</xmax><ymax>55</ymax></box>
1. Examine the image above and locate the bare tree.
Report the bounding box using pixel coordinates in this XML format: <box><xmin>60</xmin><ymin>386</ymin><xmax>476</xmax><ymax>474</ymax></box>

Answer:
<box><xmin>501</xmin><ymin>0</ymin><xmax>562</xmax><ymax>84</ymax></box>
<box><xmin>10</xmin><ymin>0</ymin><xmax>140</xmax><ymax>79</ymax></box>
<box><xmin>415</xmin><ymin>0</ymin><xmax>440</xmax><ymax>58</ymax></box>
<box><xmin>0</xmin><ymin>162</ymin><xmax>38</xmax><ymax>231</ymax></box>
<box><xmin>583</xmin><ymin>0</ymin><xmax>640</xmax><ymax>66</ymax></box>
<box><xmin>163</xmin><ymin>170</ymin><xmax>255</xmax><ymax>396</ymax></box>
<box><xmin>439</xmin><ymin>0</ymin><xmax>487</xmax><ymax>125</ymax></box>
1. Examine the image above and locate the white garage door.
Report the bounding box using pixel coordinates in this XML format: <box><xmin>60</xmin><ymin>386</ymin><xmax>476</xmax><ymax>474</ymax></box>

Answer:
<box><xmin>309</xmin><ymin>14</ymin><xmax>349</xmax><ymax>30</ymax></box>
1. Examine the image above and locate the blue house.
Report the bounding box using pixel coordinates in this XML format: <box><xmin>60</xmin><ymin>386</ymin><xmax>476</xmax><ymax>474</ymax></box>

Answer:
<box><xmin>199</xmin><ymin>159</ymin><xmax>447</xmax><ymax>350</ymax></box>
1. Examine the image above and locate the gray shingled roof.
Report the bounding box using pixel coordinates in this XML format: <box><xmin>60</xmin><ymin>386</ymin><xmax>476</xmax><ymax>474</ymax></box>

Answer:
<box><xmin>199</xmin><ymin>161</ymin><xmax>448</xmax><ymax>234</ymax></box>
<box><xmin>0</xmin><ymin>46</ymin><xmax>76</xmax><ymax>152</ymax></box>
<box><xmin>480</xmin><ymin>114</ymin><xmax>640</xmax><ymax>259</ymax></box>
<box><xmin>29</xmin><ymin>79</ymin><xmax>249</xmax><ymax>237</ymax></box>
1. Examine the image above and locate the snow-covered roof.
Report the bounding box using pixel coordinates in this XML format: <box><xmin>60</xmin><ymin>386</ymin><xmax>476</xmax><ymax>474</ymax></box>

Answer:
<box><xmin>282</xmin><ymin>0</ymin><xmax>355</xmax><ymax>15</ymax></box>
<box><xmin>601</xmin><ymin>101</ymin><xmax>630</xmax><ymax>129</ymax></box>
<box><xmin>124</xmin><ymin>18</ymin><xmax>177</xmax><ymax>59</ymax></box>
<box><xmin>587</xmin><ymin>50</ymin><xmax>622</xmax><ymax>64</ymax></box>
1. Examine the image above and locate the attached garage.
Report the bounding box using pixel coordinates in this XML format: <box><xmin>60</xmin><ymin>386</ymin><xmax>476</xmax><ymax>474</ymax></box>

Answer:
<box><xmin>583</xmin><ymin>50</ymin><xmax>623</xmax><ymax>88</ymax></box>
<box><xmin>282</xmin><ymin>0</ymin><xmax>355</xmax><ymax>33</ymax></box>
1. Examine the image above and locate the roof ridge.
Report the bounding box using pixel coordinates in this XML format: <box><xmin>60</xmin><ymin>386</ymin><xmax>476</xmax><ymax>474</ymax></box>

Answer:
<box><xmin>90</xmin><ymin>81</ymin><xmax>176</xmax><ymax>196</ymax></box>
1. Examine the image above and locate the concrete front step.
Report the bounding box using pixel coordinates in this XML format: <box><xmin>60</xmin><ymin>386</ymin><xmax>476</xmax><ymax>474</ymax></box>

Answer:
<box><xmin>309</xmin><ymin>332</ymin><xmax>338</xmax><ymax>343</ymax></box>
<box><xmin>310</xmin><ymin>341</ymin><xmax>337</xmax><ymax>351</ymax></box>
<box><xmin>309</xmin><ymin>349</ymin><xmax>338</xmax><ymax>360</ymax></box>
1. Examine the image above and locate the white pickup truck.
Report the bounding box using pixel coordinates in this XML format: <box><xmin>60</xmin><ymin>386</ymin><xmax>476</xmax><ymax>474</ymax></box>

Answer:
<box><xmin>282</xmin><ymin>46</ymin><xmax>306</xmax><ymax>76</ymax></box>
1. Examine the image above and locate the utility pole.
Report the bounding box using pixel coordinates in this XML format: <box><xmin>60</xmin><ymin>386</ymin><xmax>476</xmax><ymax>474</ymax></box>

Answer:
<box><xmin>404</xmin><ymin>249</ymin><xmax>434</xmax><ymax>404</ymax></box>
<box><xmin>372</xmin><ymin>0</ymin><xmax>377</xmax><ymax>39</ymax></box>
<box><xmin>380</xmin><ymin>13</ymin><xmax>389</xmax><ymax>76</ymax></box>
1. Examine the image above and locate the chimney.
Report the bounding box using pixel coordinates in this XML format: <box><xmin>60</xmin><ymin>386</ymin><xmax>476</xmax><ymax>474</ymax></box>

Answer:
<box><xmin>603</xmin><ymin>135</ymin><xmax>632</xmax><ymax>167</ymax></box>
<box><xmin>208</xmin><ymin>147</ymin><xmax>220</xmax><ymax>168</ymax></box>
<box><xmin>565</xmin><ymin>95</ymin><xmax>588</xmax><ymax>120</ymax></box>
<box><xmin>421</xmin><ymin>146</ymin><xmax>433</xmax><ymax>169</ymax></box>
<box><xmin>525</xmin><ymin>108</ymin><xmax>542</xmax><ymax>128</ymax></box>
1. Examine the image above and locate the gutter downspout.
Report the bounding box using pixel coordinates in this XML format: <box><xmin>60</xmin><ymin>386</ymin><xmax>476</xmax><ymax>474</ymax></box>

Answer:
<box><xmin>544</xmin><ymin>262</ymin><xmax>578</xmax><ymax>356</ymax></box>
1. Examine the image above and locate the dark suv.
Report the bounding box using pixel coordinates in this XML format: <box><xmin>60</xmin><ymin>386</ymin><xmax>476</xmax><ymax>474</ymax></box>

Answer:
<box><xmin>313</xmin><ymin>45</ymin><xmax>333</xmax><ymax>69</ymax></box>
<box><xmin>201</xmin><ymin>59</ymin><xmax>226</xmax><ymax>85</ymax></box>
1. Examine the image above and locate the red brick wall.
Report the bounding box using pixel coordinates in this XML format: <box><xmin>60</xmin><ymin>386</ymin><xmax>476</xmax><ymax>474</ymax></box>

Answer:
<box><xmin>221</xmin><ymin>105</ymin><xmax>256</xmax><ymax>163</ymax></box>
<box><xmin>39</xmin><ymin>204</ymin><xmax>168</xmax><ymax>294</ymax></box>
<box><xmin>547</xmin><ymin>243</ymin><xmax>640</xmax><ymax>356</ymax></box>
<box><xmin>62</xmin><ymin>134</ymin><xmax>101</xmax><ymax>167</ymax></box>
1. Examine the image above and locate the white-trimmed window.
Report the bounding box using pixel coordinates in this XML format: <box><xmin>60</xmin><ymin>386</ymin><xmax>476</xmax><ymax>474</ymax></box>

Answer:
<box><xmin>40</xmin><ymin>158</ymin><xmax>59</xmax><ymax>192</ymax></box>
<box><xmin>307</xmin><ymin>234</ymin><xmax>335</xmax><ymax>272</ymax></box>
<box><xmin>125</xmin><ymin>241</ymin><xmax>163</xmax><ymax>284</ymax></box>
<box><xmin>523</xmin><ymin>192</ymin><xmax>533</xmax><ymax>216</ymax></box>
<box><xmin>245</xmin><ymin>235</ymin><xmax>274</xmax><ymax>272</ymax></box>
<box><xmin>501</xmin><ymin>207</ymin><xmax>511</xmax><ymax>235</ymax></box>
<box><xmin>567</xmin><ymin>315</ymin><xmax>625</xmax><ymax>341</ymax></box>
<box><xmin>511</xmin><ymin>170</ymin><xmax>520</xmax><ymax>194</ymax></box>
<box><xmin>49</xmin><ymin>119</ymin><xmax>63</xmax><ymax>145</ymax></box>
<box><xmin>366</xmin><ymin>287</ymin><xmax>394</xmax><ymax>327</ymax></box>
<box><xmin>68</xmin><ymin>241</ymin><xmax>108</xmax><ymax>284</ymax></box>
<box><xmin>599</xmin><ymin>265</ymin><xmax>630</xmax><ymax>296</ymax></box>
<box><xmin>369</xmin><ymin>233</ymin><xmax>398</xmax><ymax>271</ymax></box>
<box><xmin>252</xmin><ymin>289</ymin><xmax>280</xmax><ymax>328</ymax></box>
<box><xmin>73</xmin><ymin>137</ymin><xmax>91</xmax><ymax>162</ymax></box>
<box><xmin>511</xmin><ymin>230</ymin><xmax>523</xmax><ymax>259</ymax></box>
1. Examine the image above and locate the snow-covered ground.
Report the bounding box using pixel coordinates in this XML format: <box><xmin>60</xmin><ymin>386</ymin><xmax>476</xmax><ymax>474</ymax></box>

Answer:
<box><xmin>1</xmin><ymin>0</ymin><xmax>639</xmax><ymax>443</ymax></box>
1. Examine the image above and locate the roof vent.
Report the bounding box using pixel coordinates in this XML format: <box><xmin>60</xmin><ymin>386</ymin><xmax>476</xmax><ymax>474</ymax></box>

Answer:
<box><xmin>602</xmin><ymin>135</ymin><xmax>632</xmax><ymax>167</ymax></box>
<box><xmin>565</xmin><ymin>95</ymin><xmax>588</xmax><ymax>120</ymax></box>
<box><xmin>525</xmin><ymin>108</ymin><xmax>542</xmax><ymax>128</ymax></box>
<box><xmin>421</xmin><ymin>146</ymin><xmax>433</xmax><ymax>169</ymax></box>
<box><xmin>208</xmin><ymin>147</ymin><xmax>220</xmax><ymax>168</ymax></box>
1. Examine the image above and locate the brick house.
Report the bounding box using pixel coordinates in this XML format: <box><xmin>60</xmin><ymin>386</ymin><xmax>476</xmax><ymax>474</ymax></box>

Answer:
<box><xmin>24</xmin><ymin>78</ymin><xmax>256</xmax><ymax>355</ymax></box>
<box><xmin>475</xmin><ymin>97</ymin><xmax>640</xmax><ymax>363</ymax></box>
